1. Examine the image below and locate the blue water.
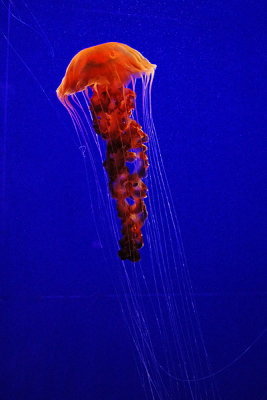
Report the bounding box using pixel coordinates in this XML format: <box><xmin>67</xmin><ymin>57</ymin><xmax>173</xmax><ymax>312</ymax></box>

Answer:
<box><xmin>0</xmin><ymin>1</ymin><xmax>266</xmax><ymax>399</ymax></box>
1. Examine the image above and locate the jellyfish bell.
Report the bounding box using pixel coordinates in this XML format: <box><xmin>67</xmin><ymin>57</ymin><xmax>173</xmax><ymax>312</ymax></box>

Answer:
<box><xmin>56</xmin><ymin>42</ymin><xmax>157</xmax><ymax>101</ymax></box>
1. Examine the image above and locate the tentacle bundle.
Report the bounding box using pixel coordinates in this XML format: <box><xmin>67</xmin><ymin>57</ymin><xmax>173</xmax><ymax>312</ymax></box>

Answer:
<box><xmin>90</xmin><ymin>85</ymin><xmax>149</xmax><ymax>262</ymax></box>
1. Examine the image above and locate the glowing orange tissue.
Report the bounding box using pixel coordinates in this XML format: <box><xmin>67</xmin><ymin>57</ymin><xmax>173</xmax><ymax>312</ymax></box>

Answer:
<box><xmin>57</xmin><ymin>42</ymin><xmax>156</xmax><ymax>262</ymax></box>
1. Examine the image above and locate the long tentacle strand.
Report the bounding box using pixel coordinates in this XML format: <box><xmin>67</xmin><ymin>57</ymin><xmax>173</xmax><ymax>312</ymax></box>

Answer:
<box><xmin>90</xmin><ymin>84</ymin><xmax>149</xmax><ymax>262</ymax></box>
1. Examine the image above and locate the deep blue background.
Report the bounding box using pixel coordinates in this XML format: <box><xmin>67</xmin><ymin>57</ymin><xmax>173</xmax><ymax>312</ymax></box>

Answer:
<box><xmin>0</xmin><ymin>1</ymin><xmax>266</xmax><ymax>399</ymax></box>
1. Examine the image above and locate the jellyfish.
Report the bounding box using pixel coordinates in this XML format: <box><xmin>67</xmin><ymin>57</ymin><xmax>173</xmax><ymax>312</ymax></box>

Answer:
<box><xmin>57</xmin><ymin>42</ymin><xmax>156</xmax><ymax>262</ymax></box>
<box><xmin>56</xmin><ymin>43</ymin><xmax>219</xmax><ymax>400</ymax></box>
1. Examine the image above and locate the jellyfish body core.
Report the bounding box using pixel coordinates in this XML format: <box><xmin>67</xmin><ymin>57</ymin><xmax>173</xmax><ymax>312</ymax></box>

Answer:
<box><xmin>57</xmin><ymin>42</ymin><xmax>156</xmax><ymax>261</ymax></box>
